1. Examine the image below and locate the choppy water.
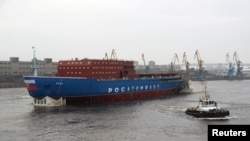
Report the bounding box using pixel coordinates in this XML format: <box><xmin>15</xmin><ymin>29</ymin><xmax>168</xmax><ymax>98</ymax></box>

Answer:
<box><xmin>0</xmin><ymin>80</ymin><xmax>250</xmax><ymax>141</ymax></box>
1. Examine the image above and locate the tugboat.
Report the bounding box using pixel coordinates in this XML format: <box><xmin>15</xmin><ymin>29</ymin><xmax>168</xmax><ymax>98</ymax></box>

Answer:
<box><xmin>185</xmin><ymin>80</ymin><xmax>230</xmax><ymax>118</ymax></box>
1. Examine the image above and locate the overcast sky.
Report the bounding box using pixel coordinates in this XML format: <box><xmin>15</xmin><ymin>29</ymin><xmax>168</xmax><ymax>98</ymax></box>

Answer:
<box><xmin>0</xmin><ymin>0</ymin><xmax>249</xmax><ymax>65</ymax></box>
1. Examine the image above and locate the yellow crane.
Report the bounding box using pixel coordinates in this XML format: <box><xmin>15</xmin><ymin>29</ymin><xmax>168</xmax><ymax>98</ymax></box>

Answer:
<box><xmin>194</xmin><ymin>50</ymin><xmax>204</xmax><ymax>71</ymax></box>
<box><xmin>170</xmin><ymin>53</ymin><xmax>179</xmax><ymax>72</ymax></box>
<box><xmin>194</xmin><ymin>50</ymin><xmax>204</xmax><ymax>79</ymax></box>
<box><xmin>182</xmin><ymin>52</ymin><xmax>190</xmax><ymax>72</ymax></box>
<box><xmin>172</xmin><ymin>53</ymin><xmax>179</xmax><ymax>64</ymax></box>
<box><xmin>110</xmin><ymin>49</ymin><xmax>118</xmax><ymax>60</ymax></box>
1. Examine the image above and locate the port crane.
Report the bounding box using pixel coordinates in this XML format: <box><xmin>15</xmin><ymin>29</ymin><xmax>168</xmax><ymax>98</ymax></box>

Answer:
<box><xmin>110</xmin><ymin>49</ymin><xmax>118</xmax><ymax>60</ymax></box>
<box><xmin>141</xmin><ymin>53</ymin><xmax>147</xmax><ymax>71</ymax></box>
<box><xmin>233</xmin><ymin>51</ymin><xmax>243</xmax><ymax>78</ymax></box>
<box><xmin>194</xmin><ymin>50</ymin><xmax>205</xmax><ymax>79</ymax></box>
<box><xmin>226</xmin><ymin>53</ymin><xmax>235</xmax><ymax>78</ymax></box>
<box><xmin>104</xmin><ymin>52</ymin><xmax>109</xmax><ymax>60</ymax></box>
<box><xmin>104</xmin><ymin>49</ymin><xmax>118</xmax><ymax>60</ymax></box>
<box><xmin>169</xmin><ymin>53</ymin><xmax>179</xmax><ymax>72</ymax></box>
<box><xmin>182</xmin><ymin>52</ymin><xmax>190</xmax><ymax>77</ymax></box>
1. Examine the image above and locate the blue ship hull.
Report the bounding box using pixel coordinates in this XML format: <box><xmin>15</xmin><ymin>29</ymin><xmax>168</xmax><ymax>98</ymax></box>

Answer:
<box><xmin>24</xmin><ymin>76</ymin><xmax>187</xmax><ymax>104</ymax></box>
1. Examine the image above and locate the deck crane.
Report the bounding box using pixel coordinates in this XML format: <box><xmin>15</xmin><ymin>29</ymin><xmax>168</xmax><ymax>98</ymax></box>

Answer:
<box><xmin>182</xmin><ymin>52</ymin><xmax>190</xmax><ymax>76</ymax></box>
<box><xmin>169</xmin><ymin>53</ymin><xmax>179</xmax><ymax>72</ymax></box>
<box><xmin>194</xmin><ymin>50</ymin><xmax>204</xmax><ymax>79</ymax></box>
<box><xmin>233</xmin><ymin>51</ymin><xmax>243</xmax><ymax>77</ymax></box>
<box><xmin>110</xmin><ymin>49</ymin><xmax>118</xmax><ymax>60</ymax></box>
<box><xmin>226</xmin><ymin>53</ymin><xmax>235</xmax><ymax>78</ymax></box>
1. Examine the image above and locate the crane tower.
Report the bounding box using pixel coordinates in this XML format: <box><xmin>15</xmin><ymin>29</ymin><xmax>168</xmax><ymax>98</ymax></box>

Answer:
<box><xmin>169</xmin><ymin>53</ymin><xmax>179</xmax><ymax>72</ymax></box>
<box><xmin>182</xmin><ymin>52</ymin><xmax>190</xmax><ymax>77</ymax></box>
<box><xmin>194</xmin><ymin>50</ymin><xmax>205</xmax><ymax>79</ymax></box>
<box><xmin>110</xmin><ymin>49</ymin><xmax>118</xmax><ymax>60</ymax></box>
<box><xmin>233</xmin><ymin>51</ymin><xmax>243</xmax><ymax>78</ymax></box>
<box><xmin>226</xmin><ymin>53</ymin><xmax>235</xmax><ymax>78</ymax></box>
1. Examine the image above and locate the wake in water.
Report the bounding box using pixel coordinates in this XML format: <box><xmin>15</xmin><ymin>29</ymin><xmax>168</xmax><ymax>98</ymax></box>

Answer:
<box><xmin>179</xmin><ymin>80</ymin><xmax>203</xmax><ymax>94</ymax></box>
<box><xmin>195</xmin><ymin>116</ymin><xmax>237</xmax><ymax>120</ymax></box>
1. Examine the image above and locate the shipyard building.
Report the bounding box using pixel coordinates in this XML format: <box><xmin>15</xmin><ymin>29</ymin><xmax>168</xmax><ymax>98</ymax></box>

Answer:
<box><xmin>0</xmin><ymin>57</ymin><xmax>57</xmax><ymax>87</ymax></box>
<box><xmin>0</xmin><ymin>57</ymin><xmax>57</xmax><ymax>76</ymax></box>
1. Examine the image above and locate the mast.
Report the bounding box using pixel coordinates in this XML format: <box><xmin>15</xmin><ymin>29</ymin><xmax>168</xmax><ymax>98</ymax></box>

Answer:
<box><xmin>204</xmin><ymin>80</ymin><xmax>207</xmax><ymax>97</ymax></box>
<box><xmin>32</xmin><ymin>46</ymin><xmax>38</xmax><ymax>76</ymax></box>
<box><xmin>203</xmin><ymin>79</ymin><xmax>209</xmax><ymax>101</ymax></box>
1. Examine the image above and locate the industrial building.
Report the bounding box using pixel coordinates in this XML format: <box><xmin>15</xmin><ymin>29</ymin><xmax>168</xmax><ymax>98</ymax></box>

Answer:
<box><xmin>0</xmin><ymin>57</ymin><xmax>57</xmax><ymax>76</ymax></box>
<box><xmin>0</xmin><ymin>57</ymin><xmax>57</xmax><ymax>87</ymax></box>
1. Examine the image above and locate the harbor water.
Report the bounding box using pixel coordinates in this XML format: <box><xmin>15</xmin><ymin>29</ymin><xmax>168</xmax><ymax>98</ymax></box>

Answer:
<box><xmin>0</xmin><ymin>80</ymin><xmax>250</xmax><ymax>141</ymax></box>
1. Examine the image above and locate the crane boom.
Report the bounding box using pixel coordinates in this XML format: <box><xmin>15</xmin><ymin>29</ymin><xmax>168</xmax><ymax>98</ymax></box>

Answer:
<box><xmin>104</xmin><ymin>52</ymin><xmax>109</xmax><ymax>60</ymax></box>
<box><xmin>172</xmin><ymin>53</ymin><xmax>179</xmax><ymax>65</ymax></box>
<box><xmin>110</xmin><ymin>49</ymin><xmax>118</xmax><ymax>60</ymax></box>
<box><xmin>233</xmin><ymin>51</ymin><xmax>239</xmax><ymax>64</ymax></box>
<box><xmin>182</xmin><ymin>52</ymin><xmax>190</xmax><ymax>72</ymax></box>
<box><xmin>233</xmin><ymin>51</ymin><xmax>243</xmax><ymax>77</ymax></box>
<box><xmin>141</xmin><ymin>53</ymin><xmax>146</xmax><ymax>69</ymax></box>
<box><xmin>194</xmin><ymin>50</ymin><xmax>205</xmax><ymax>79</ymax></box>
<box><xmin>194</xmin><ymin>50</ymin><xmax>203</xmax><ymax>71</ymax></box>
<box><xmin>169</xmin><ymin>53</ymin><xmax>179</xmax><ymax>72</ymax></box>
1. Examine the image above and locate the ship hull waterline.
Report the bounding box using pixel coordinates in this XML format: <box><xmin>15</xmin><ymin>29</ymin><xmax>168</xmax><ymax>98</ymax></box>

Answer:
<box><xmin>53</xmin><ymin>89</ymin><xmax>176</xmax><ymax>105</ymax></box>
<box><xmin>24</xmin><ymin>76</ymin><xmax>187</xmax><ymax>105</ymax></box>
<box><xmin>185</xmin><ymin>109</ymin><xmax>230</xmax><ymax>118</ymax></box>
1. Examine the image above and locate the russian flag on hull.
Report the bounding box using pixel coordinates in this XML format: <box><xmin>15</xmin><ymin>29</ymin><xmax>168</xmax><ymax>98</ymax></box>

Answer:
<box><xmin>27</xmin><ymin>85</ymin><xmax>38</xmax><ymax>91</ymax></box>
<box><xmin>24</xmin><ymin>79</ymin><xmax>38</xmax><ymax>91</ymax></box>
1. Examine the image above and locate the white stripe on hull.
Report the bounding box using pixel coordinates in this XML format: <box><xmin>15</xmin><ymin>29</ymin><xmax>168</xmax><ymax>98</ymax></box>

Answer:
<box><xmin>24</xmin><ymin>80</ymin><xmax>35</xmax><ymax>84</ymax></box>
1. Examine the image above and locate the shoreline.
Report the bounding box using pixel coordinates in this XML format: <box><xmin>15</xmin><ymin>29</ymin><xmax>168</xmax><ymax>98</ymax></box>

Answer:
<box><xmin>0</xmin><ymin>83</ymin><xmax>25</xmax><ymax>88</ymax></box>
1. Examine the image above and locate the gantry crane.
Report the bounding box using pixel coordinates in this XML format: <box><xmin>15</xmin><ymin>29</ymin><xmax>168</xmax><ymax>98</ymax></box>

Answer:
<box><xmin>194</xmin><ymin>50</ymin><xmax>205</xmax><ymax>79</ymax></box>
<box><xmin>169</xmin><ymin>53</ymin><xmax>179</xmax><ymax>72</ymax></box>
<box><xmin>233</xmin><ymin>51</ymin><xmax>243</xmax><ymax>77</ymax></box>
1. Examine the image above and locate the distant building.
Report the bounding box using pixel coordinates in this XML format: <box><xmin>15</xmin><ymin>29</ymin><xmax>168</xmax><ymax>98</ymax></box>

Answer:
<box><xmin>0</xmin><ymin>57</ymin><xmax>58</xmax><ymax>76</ymax></box>
<box><xmin>0</xmin><ymin>57</ymin><xmax>249</xmax><ymax>79</ymax></box>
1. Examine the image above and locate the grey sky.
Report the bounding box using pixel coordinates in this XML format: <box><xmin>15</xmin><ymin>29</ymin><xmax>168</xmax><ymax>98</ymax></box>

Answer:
<box><xmin>0</xmin><ymin>0</ymin><xmax>249</xmax><ymax>64</ymax></box>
